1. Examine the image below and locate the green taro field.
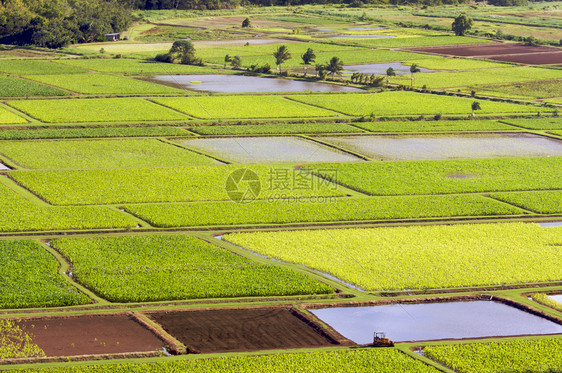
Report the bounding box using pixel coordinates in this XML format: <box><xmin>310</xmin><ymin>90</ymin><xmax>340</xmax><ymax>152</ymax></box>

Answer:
<box><xmin>1</xmin><ymin>4</ymin><xmax>561</xmax><ymax>372</ymax></box>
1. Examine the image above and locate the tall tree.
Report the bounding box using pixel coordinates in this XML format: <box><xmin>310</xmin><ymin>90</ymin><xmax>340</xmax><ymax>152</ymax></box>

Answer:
<box><xmin>170</xmin><ymin>40</ymin><xmax>198</xmax><ymax>64</ymax></box>
<box><xmin>273</xmin><ymin>45</ymin><xmax>291</xmax><ymax>73</ymax></box>
<box><xmin>471</xmin><ymin>101</ymin><xmax>481</xmax><ymax>117</ymax></box>
<box><xmin>452</xmin><ymin>14</ymin><xmax>473</xmax><ymax>36</ymax></box>
<box><xmin>326</xmin><ymin>56</ymin><xmax>344</xmax><ymax>79</ymax></box>
<box><xmin>385</xmin><ymin>66</ymin><xmax>396</xmax><ymax>85</ymax></box>
<box><xmin>301</xmin><ymin>48</ymin><xmax>316</xmax><ymax>76</ymax></box>
<box><xmin>409</xmin><ymin>63</ymin><xmax>420</xmax><ymax>87</ymax></box>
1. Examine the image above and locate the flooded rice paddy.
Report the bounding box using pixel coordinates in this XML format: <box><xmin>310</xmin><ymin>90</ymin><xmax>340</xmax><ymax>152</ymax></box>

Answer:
<box><xmin>175</xmin><ymin>136</ymin><xmax>362</xmax><ymax>163</ymax></box>
<box><xmin>319</xmin><ymin>133</ymin><xmax>562</xmax><ymax>160</ymax></box>
<box><xmin>550</xmin><ymin>294</ymin><xmax>562</xmax><ymax>303</ymax></box>
<box><xmin>148</xmin><ymin>74</ymin><xmax>359</xmax><ymax>93</ymax></box>
<box><xmin>538</xmin><ymin>222</ymin><xmax>562</xmax><ymax>227</ymax></box>
<box><xmin>0</xmin><ymin>163</ymin><xmax>9</xmax><ymax>170</ymax></box>
<box><xmin>310</xmin><ymin>301</ymin><xmax>562</xmax><ymax>344</ymax></box>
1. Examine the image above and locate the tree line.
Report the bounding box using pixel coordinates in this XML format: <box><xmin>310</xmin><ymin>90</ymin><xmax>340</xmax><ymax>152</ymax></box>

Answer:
<box><xmin>0</xmin><ymin>0</ymin><xmax>132</xmax><ymax>48</ymax></box>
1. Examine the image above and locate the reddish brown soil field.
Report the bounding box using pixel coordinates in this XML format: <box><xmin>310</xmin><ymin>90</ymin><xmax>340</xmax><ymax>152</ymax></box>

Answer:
<box><xmin>488</xmin><ymin>52</ymin><xmax>562</xmax><ymax>65</ymax></box>
<box><xmin>17</xmin><ymin>313</ymin><xmax>165</xmax><ymax>357</ymax></box>
<box><xmin>412</xmin><ymin>43</ymin><xmax>560</xmax><ymax>57</ymax></box>
<box><xmin>413</xmin><ymin>43</ymin><xmax>562</xmax><ymax>65</ymax></box>
<box><xmin>147</xmin><ymin>307</ymin><xmax>341</xmax><ymax>353</ymax></box>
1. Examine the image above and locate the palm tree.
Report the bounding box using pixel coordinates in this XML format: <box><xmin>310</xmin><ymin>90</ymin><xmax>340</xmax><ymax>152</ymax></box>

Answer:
<box><xmin>273</xmin><ymin>45</ymin><xmax>291</xmax><ymax>73</ymax></box>
<box><xmin>409</xmin><ymin>63</ymin><xmax>421</xmax><ymax>87</ymax></box>
<box><xmin>386</xmin><ymin>67</ymin><xmax>396</xmax><ymax>85</ymax></box>
<box><xmin>301</xmin><ymin>48</ymin><xmax>316</xmax><ymax>76</ymax></box>
<box><xmin>471</xmin><ymin>101</ymin><xmax>481</xmax><ymax>117</ymax></box>
<box><xmin>326</xmin><ymin>56</ymin><xmax>344</xmax><ymax>80</ymax></box>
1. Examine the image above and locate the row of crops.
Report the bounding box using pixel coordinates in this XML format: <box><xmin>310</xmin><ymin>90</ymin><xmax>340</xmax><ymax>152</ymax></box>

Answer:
<box><xmin>2</xmin><ymin>223</ymin><xmax>560</xmax><ymax>307</ymax></box>
<box><xmin>1</xmin><ymin>8</ymin><xmax>561</xmax><ymax>372</ymax></box>
<box><xmin>8</xmin><ymin>339</ymin><xmax>562</xmax><ymax>372</ymax></box>
<box><xmin>0</xmin><ymin>92</ymin><xmax>551</xmax><ymax>124</ymax></box>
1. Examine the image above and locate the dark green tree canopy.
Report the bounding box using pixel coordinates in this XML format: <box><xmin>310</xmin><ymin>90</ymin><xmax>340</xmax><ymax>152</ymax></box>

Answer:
<box><xmin>0</xmin><ymin>0</ymin><xmax>132</xmax><ymax>48</ymax></box>
<box><xmin>169</xmin><ymin>40</ymin><xmax>199</xmax><ymax>65</ymax></box>
<box><xmin>326</xmin><ymin>56</ymin><xmax>344</xmax><ymax>78</ymax></box>
<box><xmin>301</xmin><ymin>48</ymin><xmax>316</xmax><ymax>65</ymax></box>
<box><xmin>452</xmin><ymin>14</ymin><xmax>473</xmax><ymax>36</ymax></box>
<box><xmin>273</xmin><ymin>45</ymin><xmax>291</xmax><ymax>71</ymax></box>
<box><xmin>241</xmin><ymin>17</ymin><xmax>251</xmax><ymax>27</ymax></box>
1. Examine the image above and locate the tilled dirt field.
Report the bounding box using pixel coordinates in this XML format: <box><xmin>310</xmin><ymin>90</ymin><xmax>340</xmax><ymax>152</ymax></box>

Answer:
<box><xmin>147</xmin><ymin>307</ymin><xmax>343</xmax><ymax>353</ymax></box>
<box><xmin>17</xmin><ymin>313</ymin><xmax>165</xmax><ymax>357</ymax></box>
<box><xmin>412</xmin><ymin>43</ymin><xmax>562</xmax><ymax>64</ymax></box>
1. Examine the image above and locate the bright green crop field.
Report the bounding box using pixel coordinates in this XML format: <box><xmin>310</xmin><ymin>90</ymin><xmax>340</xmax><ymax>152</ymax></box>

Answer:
<box><xmin>57</xmin><ymin>58</ymin><xmax>219</xmax><ymax>74</ymax></box>
<box><xmin>205</xmin><ymin>49</ymin><xmax>429</xmax><ymax>68</ymax></box>
<box><xmin>0</xmin><ymin>75</ymin><xmax>68</xmax><ymax>97</ymax></box>
<box><xmin>289</xmin><ymin>91</ymin><xmax>544</xmax><ymax>117</ymax></box>
<box><xmin>0</xmin><ymin>60</ymin><xmax>87</xmax><ymax>75</ymax></box>
<box><xmin>305</xmin><ymin>157</ymin><xmax>562</xmax><ymax>195</ymax></box>
<box><xmin>389</xmin><ymin>67</ymin><xmax>562</xmax><ymax>89</ymax></box>
<box><xmin>327</xmin><ymin>35</ymin><xmax>491</xmax><ymax>48</ymax></box>
<box><xmin>501</xmin><ymin>117</ymin><xmax>562</xmax><ymax>130</ymax></box>
<box><xmin>51</xmin><ymin>235</ymin><xmax>333</xmax><ymax>302</ymax></box>
<box><xmin>152</xmin><ymin>96</ymin><xmax>339</xmax><ymax>119</ymax></box>
<box><xmin>224</xmin><ymin>223</ymin><xmax>562</xmax><ymax>291</ymax></box>
<box><xmin>25</xmin><ymin>73</ymin><xmax>184</xmax><ymax>95</ymax></box>
<box><xmin>0</xmin><ymin>240</ymin><xmax>90</xmax><ymax>308</ymax></box>
<box><xmin>491</xmin><ymin>191</ymin><xmax>562</xmax><ymax>214</ymax></box>
<box><xmin>477</xmin><ymin>79</ymin><xmax>562</xmax><ymax>100</ymax></box>
<box><xmin>0</xmin><ymin>126</ymin><xmax>188</xmax><ymax>140</ymax></box>
<box><xmin>7</xmin><ymin>98</ymin><xmax>189</xmax><ymax>123</ymax></box>
<box><xmin>0</xmin><ymin>138</ymin><xmax>215</xmax><ymax>169</ymax></box>
<box><xmin>11</xmin><ymin>348</ymin><xmax>438</xmax><ymax>372</ymax></box>
<box><xmin>424</xmin><ymin>338</ymin><xmax>562</xmax><ymax>373</ymax></box>
<box><xmin>0</xmin><ymin>106</ymin><xmax>27</xmax><ymax>124</ymax></box>
<box><xmin>124</xmin><ymin>194</ymin><xmax>521</xmax><ymax>227</ymax></box>
<box><xmin>352</xmin><ymin>119</ymin><xmax>516</xmax><ymax>133</ymax></box>
<box><xmin>10</xmin><ymin>165</ymin><xmax>344</xmax><ymax>205</ymax></box>
<box><xmin>0</xmin><ymin>182</ymin><xmax>136</xmax><ymax>232</ymax></box>
<box><xmin>403</xmin><ymin>57</ymin><xmax>509</xmax><ymax>71</ymax></box>
<box><xmin>190</xmin><ymin>122</ymin><xmax>362</xmax><ymax>135</ymax></box>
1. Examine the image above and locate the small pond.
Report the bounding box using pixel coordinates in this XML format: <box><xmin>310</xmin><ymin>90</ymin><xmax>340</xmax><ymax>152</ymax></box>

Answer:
<box><xmin>149</xmin><ymin>75</ymin><xmax>359</xmax><ymax>93</ymax></box>
<box><xmin>550</xmin><ymin>294</ymin><xmax>562</xmax><ymax>303</ymax></box>
<box><xmin>0</xmin><ymin>163</ymin><xmax>9</xmax><ymax>170</ymax></box>
<box><xmin>538</xmin><ymin>222</ymin><xmax>562</xmax><ymax>227</ymax></box>
<box><xmin>345</xmin><ymin>62</ymin><xmax>432</xmax><ymax>75</ymax></box>
<box><xmin>319</xmin><ymin>133</ymin><xmax>562</xmax><ymax>161</ymax></box>
<box><xmin>310</xmin><ymin>301</ymin><xmax>562</xmax><ymax>344</ymax></box>
<box><xmin>314</xmin><ymin>28</ymin><xmax>337</xmax><ymax>32</ymax></box>
<box><xmin>175</xmin><ymin>136</ymin><xmax>362</xmax><ymax>163</ymax></box>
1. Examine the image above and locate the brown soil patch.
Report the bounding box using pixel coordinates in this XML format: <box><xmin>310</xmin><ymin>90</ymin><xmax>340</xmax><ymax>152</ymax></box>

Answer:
<box><xmin>146</xmin><ymin>307</ymin><xmax>342</xmax><ymax>353</ymax></box>
<box><xmin>16</xmin><ymin>313</ymin><xmax>165</xmax><ymax>357</ymax></box>
<box><xmin>488</xmin><ymin>51</ymin><xmax>562</xmax><ymax>65</ymax></box>
<box><xmin>412</xmin><ymin>43</ymin><xmax>560</xmax><ymax>57</ymax></box>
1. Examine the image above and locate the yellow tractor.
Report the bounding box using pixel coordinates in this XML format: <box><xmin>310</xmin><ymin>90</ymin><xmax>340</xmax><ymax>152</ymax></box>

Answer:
<box><xmin>372</xmin><ymin>332</ymin><xmax>394</xmax><ymax>347</ymax></box>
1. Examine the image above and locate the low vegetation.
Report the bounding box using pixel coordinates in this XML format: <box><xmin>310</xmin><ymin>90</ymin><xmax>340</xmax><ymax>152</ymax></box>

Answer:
<box><xmin>51</xmin><ymin>235</ymin><xmax>333</xmax><ymax>302</ymax></box>
<box><xmin>0</xmin><ymin>240</ymin><xmax>90</xmax><ymax>308</ymax></box>
<box><xmin>224</xmin><ymin>223</ymin><xmax>562</xmax><ymax>291</ymax></box>
<box><xmin>424</xmin><ymin>338</ymin><xmax>562</xmax><ymax>373</ymax></box>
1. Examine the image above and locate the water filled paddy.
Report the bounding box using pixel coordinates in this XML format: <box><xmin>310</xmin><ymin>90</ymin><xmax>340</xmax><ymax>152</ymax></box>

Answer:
<box><xmin>0</xmin><ymin>163</ymin><xmax>9</xmax><ymax>170</ymax></box>
<box><xmin>319</xmin><ymin>133</ymin><xmax>562</xmax><ymax>160</ymax></box>
<box><xmin>176</xmin><ymin>136</ymin><xmax>362</xmax><ymax>163</ymax></box>
<box><xmin>550</xmin><ymin>294</ymin><xmax>562</xmax><ymax>303</ymax></box>
<box><xmin>311</xmin><ymin>301</ymin><xmax>562</xmax><ymax>344</ymax></box>
<box><xmin>538</xmin><ymin>222</ymin><xmax>562</xmax><ymax>227</ymax></box>
<box><xmin>148</xmin><ymin>74</ymin><xmax>359</xmax><ymax>93</ymax></box>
